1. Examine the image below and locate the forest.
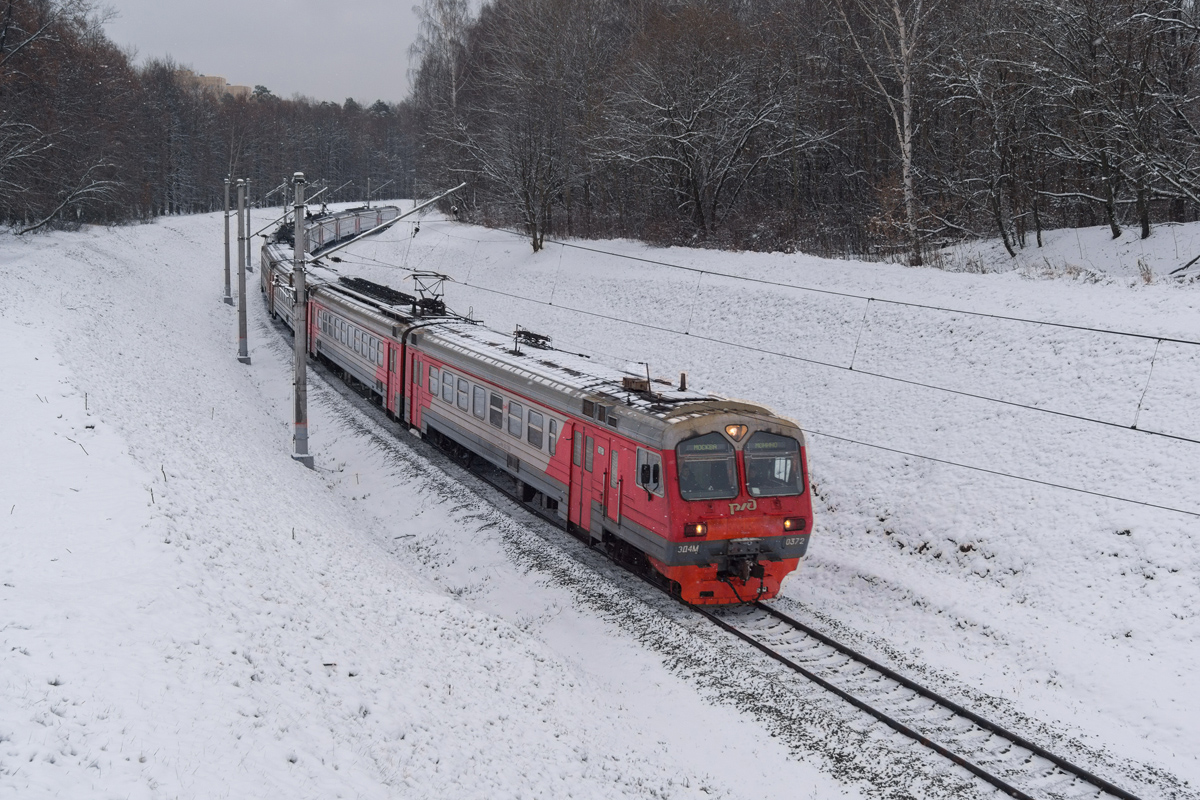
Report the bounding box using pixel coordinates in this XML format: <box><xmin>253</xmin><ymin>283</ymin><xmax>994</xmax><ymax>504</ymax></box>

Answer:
<box><xmin>5</xmin><ymin>0</ymin><xmax>1200</xmax><ymax>264</ymax></box>
<box><xmin>0</xmin><ymin>0</ymin><xmax>416</xmax><ymax>233</ymax></box>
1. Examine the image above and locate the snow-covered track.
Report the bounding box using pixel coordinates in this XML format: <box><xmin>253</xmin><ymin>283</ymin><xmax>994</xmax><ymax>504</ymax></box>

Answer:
<box><xmin>704</xmin><ymin>602</ymin><xmax>1142</xmax><ymax>800</ymax></box>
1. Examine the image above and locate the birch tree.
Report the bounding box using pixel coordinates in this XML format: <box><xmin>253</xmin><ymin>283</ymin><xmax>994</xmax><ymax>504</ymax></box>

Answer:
<box><xmin>829</xmin><ymin>0</ymin><xmax>945</xmax><ymax>265</ymax></box>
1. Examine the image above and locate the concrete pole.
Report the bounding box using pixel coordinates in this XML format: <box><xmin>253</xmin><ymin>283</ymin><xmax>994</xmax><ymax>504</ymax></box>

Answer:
<box><xmin>237</xmin><ymin>179</ymin><xmax>251</xmax><ymax>365</ymax></box>
<box><xmin>245</xmin><ymin>179</ymin><xmax>253</xmax><ymax>273</ymax></box>
<box><xmin>223</xmin><ymin>178</ymin><xmax>233</xmax><ymax>305</ymax></box>
<box><xmin>366</xmin><ymin>177</ymin><xmax>371</xmax><ymax>210</ymax></box>
<box><xmin>291</xmin><ymin>172</ymin><xmax>313</xmax><ymax>468</ymax></box>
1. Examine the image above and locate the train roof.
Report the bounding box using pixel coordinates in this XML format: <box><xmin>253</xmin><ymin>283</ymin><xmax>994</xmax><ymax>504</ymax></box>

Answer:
<box><xmin>272</xmin><ymin>261</ymin><xmax>802</xmax><ymax>448</ymax></box>
<box><xmin>415</xmin><ymin>322</ymin><xmax>800</xmax><ymax>448</ymax></box>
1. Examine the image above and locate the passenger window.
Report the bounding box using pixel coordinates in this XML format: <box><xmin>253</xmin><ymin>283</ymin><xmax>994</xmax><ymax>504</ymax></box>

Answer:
<box><xmin>489</xmin><ymin>393</ymin><xmax>503</xmax><ymax>427</ymax></box>
<box><xmin>473</xmin><ymin>386</ymin><xmax>486</xmax><ymax>419</ymax></box>
<box><xmin>527</xmin><ymin>410</ymin><xmax>544</xmax><ymax>449</ymax></box>
<box><xmin>508</xmin><ymin>401</ymin><xmax>523</xmax><ymax>438</ymax></box>
<box><xmin>429</xmin><ymin>366</ymin><xmax>438</xmax><ymax>389</ymax></box>
<box><xmin>548</xmin><ymin>419</ymin><xmax>557</xmax><ymax>456</ymax></box>
<box><xmin>441</xmin><ymin>370</ymin><xmax>454</xmax><ymax>403</ymax></box>
<box><xmin>457</xmin><ymin>378</ymin><xmax>469</xmax><ymax>410</ymax></box>
<box><xmin>584</xmin><ymin>436</ymin><xmax>594</xmax><ymax>472</ymax></box>
<box><xmin>573</xmin><ymin>430</ymin><xmax>582</xmax><ymax>466</ymax></box>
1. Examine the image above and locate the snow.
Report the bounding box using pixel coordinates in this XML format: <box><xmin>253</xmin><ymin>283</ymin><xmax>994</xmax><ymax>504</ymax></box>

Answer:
<box><xmin>2</xmin><ymin>207</ymin><xmax>1198</xmax><ymax>798</ymax></box>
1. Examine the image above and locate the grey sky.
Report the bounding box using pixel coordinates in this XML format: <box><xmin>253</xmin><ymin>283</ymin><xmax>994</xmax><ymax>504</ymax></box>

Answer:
<box><xmin>103</xmin><ymin>0</ymin><xmax>423</xmax><ymax>105</ymax></box>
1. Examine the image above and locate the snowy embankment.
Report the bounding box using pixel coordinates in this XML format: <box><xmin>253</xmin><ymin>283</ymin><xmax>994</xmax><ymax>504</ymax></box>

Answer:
<box><xmin>0</xmin><ymin>219</ymin><xmax>828</xmax><ymax>799</ymax></box>
<box><xmin>1</xmin><ymin>209</ymin><xmax>1197</xmax><ymax>798</ymax></box>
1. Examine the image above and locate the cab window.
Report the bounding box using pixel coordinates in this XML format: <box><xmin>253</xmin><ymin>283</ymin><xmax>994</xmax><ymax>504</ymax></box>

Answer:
<box><xmin>676</xmin><ymin>432</ymin><xmax>738</xmax><ymax>501</ymax></box>
<box><xmin>744</xmin><ymin>431</ymin><xmax>803</xmax><ymax>497</ymax></box>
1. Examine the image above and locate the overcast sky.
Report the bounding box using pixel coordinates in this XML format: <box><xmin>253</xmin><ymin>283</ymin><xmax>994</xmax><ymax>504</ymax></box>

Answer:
<box><xmin>103</xmin><ymin>0</ymin><xmax>423</xmax><ymax>105</ymax></box>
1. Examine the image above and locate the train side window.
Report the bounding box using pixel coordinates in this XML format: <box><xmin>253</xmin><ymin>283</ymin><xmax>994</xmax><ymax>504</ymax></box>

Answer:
<box><xmin>489</xmin><ymin>393</ymin><xmax>503</xmax><ymax>427</ymax></box>
<box><xmin>415</xmin><ymin>360</ymin><xmax>422</xmax><ymax>387</ymax></box>
<box><xmin>610</xmin><ymin>449</ymin><xmax>619</xmax><ymax>488</ymax></box>
<box><xmin>441</xmin><ymin>370</ymin><xmax>454</xmax><ymax>403</ymax></box>
<box><xmin>584</xmin><ymin>436</ymin><xmax>594</xmax><ymax>472</ymax></box>
<box><xmin>548</xmin><ymin>419</ymin><xmax>558</xmax><ymax>456</ymax></box>
<box><xmin>636</xmin><ymin>448</ymin><xmax>663</xmax><ymax>496</ymax></box>
<box><xmin>457</xmin><ymin>378</ymin><xmax>469</xmax><ymax>410</ymax></box>
<box><xmin>508</xmin><ymin>401</ymin><xmax>524</xmax><ymax>438</ymax></box>
<box><xmin>573</xmin><ymin>430</ymin><xmax>582</xmax><ymax>466</ymax></box>
<box><xmin>389</xmin><ymin>349</ymin><xmax>395</xmax><ymax>371</ymax></box>
<box><xmin>472</xmin><ymin>386</ymin><xmax>486</xmax><ymax>419</ymax></box>
<box><xmin>429</xmin><ymin>366</ymin><xmax>438</xmax><ymax>389</ymax></box>
<box><xmin>527</xmin><ymin>410</ymin><xmax>544</xmax><ymax>449</ymax></box>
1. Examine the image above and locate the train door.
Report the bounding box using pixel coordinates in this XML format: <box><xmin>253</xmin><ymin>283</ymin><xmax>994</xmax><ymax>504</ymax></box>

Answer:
<box><xmin>604</xmin><ymin>443</ymin><xmax>621</xmax><ymax>523</ymax></box>
<box><xmin>387</xmin><ymin>345</ymin><xmax>399</xmax><ymax>417</ymax></box>
<box><xmin>566</xmin><ymin>424</ymin><xmax>580</xmax><ymax>531</ymax></box>
<box><xmin>591</xmin><ymin>434</ymin><xmax>611</xmax><ymax>530</ymax></box>
<box><xmin>571</xmin><ymin>429</ymin><xmax>594</xmax><ymax>536</ymax></box>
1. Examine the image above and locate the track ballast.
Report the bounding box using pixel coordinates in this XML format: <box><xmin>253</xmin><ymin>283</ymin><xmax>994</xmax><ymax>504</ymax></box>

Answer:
<box><xmin>704</xmin><ymin>602</ymin><xmax>1143</xmax><ymax>800</ymax></box>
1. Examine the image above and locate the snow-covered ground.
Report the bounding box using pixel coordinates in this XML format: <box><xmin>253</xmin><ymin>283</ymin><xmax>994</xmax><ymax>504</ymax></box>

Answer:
<box><xmin>2</xmin><ymin>207</ymin><xmax>1197</xmax><ymax>799</ymax></box>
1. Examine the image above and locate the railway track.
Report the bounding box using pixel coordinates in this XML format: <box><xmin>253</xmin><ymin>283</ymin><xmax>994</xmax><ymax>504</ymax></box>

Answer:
<box><xmin>702</xmin><ymin>602</ymin><xmax>1143</xmax><ymax>800</ymax></box>
<box><xmin>284</xmin><ymin>320</ymin><xmax>1159</xmax><ymax>800</ymax></box>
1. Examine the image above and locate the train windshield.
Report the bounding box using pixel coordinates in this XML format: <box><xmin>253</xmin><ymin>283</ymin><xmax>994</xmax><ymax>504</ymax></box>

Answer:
<box><xmin>677</xmin><ymin>433</ymin><xmax>738</xmax><ymax>501</ymax></box>
<box><xmin>744</xmin><ymin>432</ymin><xmax>803</xmax><ymax>497</ymax></box>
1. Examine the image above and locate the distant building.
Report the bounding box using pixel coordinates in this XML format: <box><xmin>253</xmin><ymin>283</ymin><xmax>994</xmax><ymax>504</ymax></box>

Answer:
<box><xmin>175</xmin><ymin>69</ymin><xmax>253</xmax><ymax>99</ymax></box>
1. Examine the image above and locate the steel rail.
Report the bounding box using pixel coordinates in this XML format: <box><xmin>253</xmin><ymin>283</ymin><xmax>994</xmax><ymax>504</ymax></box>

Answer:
<box><xmin>730</xmin><ymin>601</ymin><xmax>1144</xmax><ymax>800</ymax></box>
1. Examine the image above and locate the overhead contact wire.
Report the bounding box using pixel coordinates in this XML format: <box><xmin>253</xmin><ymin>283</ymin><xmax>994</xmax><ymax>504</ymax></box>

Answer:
<box><xmin>452</xmin><ymin>277</ymin><xmax>1200</xmax><ymax>448</ymax></box>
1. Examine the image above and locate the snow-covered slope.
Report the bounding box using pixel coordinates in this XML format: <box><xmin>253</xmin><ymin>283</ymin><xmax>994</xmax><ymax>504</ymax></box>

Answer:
<box><xmin>1</xmin><ymin>210</ymin><xmax>1197</xmax><ymax>798</ymax></box>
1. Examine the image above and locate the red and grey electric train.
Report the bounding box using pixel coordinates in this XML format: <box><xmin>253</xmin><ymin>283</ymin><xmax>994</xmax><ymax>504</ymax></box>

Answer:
<box><xmin>261</xmin><ymin>208</ymin><xmax>813</xmax><ymax>604</ymax></box>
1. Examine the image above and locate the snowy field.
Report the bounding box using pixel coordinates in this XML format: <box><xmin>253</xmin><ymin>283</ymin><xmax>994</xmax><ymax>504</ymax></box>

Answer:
<box><xmin>2</xmin><ymin>206</ymin><xmax>1198</xmax><ymax>799</ymax></box>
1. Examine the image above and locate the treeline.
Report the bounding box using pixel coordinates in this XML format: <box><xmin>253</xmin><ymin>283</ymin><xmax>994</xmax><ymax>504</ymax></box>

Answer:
<box><xmin>0</xmin><ymin>0</ymin><xmax>416</xmax><ymax>233</ymax></box>
<box><xmin>409</xmin><ymin>0</ymin><xmax>1200</xmax><ymax>261</ymax></box>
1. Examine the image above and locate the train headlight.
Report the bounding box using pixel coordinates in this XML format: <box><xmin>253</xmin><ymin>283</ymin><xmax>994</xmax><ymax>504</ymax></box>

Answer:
<box><xmin>684</xmin><ymin>522</ymin><xmax>708</xmax><ymax>538</ymax></box>
<box><xmin>783</xmin><ymin>517</ymin><xmax>806</xmax><ymax>532</ymax></box>
<box><xmin>724</xmin><ymin>424</ymin><xmax>748</xmax><ymax>441</ymax></box>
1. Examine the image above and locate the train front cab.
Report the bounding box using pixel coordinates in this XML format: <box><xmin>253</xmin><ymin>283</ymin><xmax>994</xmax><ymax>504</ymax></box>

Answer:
<box><xmin>649</xmin><ymin>423</ymin><xmax>812</xmax><ymax>605</ymax></box>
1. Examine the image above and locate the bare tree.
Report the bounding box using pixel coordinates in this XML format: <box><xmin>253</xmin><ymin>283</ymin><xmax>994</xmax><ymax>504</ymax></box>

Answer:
<box><xmin>829</xmin><ymin>0</ymin><xmax>945</xmax><ymax>264</ymax></box>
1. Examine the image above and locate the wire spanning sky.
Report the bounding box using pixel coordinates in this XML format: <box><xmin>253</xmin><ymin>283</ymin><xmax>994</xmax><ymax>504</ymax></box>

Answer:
<box><xmin>103</xmin><ymin>0</ymin><xmax>423</xmax><ymax>105</ymax></box>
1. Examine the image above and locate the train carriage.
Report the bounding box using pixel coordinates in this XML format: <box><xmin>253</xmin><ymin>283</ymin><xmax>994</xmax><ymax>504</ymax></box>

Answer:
<box><xmin>260</xmin><ymin>206</ymin><xmax>813</xmax><ymax>605</ymax></box>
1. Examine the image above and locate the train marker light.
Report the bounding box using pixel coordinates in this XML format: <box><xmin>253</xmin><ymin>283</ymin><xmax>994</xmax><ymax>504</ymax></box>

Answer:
<box><xmin>783</xmin><ymin>517</ymin><xmax>806</xmax><ymax>532</ymax></box>
<box><xmin>725</xmin><ymin>424</ymin><xmax>748</xmax><ymax>441</ymax></box>
<box><xmin>684</xmin><ymin>522</ymin><xmax>708</xmax><ymax>538</ymax></box>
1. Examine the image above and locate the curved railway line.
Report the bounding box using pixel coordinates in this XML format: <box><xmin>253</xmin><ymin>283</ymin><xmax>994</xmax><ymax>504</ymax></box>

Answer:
<box><xmin>296</xmin><ymin>312</ymin><xmax>1160</xmax><ymax>800</ymax></box>
<box><xmin>268</xmin><ymin>204</ymin><xmax>1166</xmax><ymax>800</ymax></box>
